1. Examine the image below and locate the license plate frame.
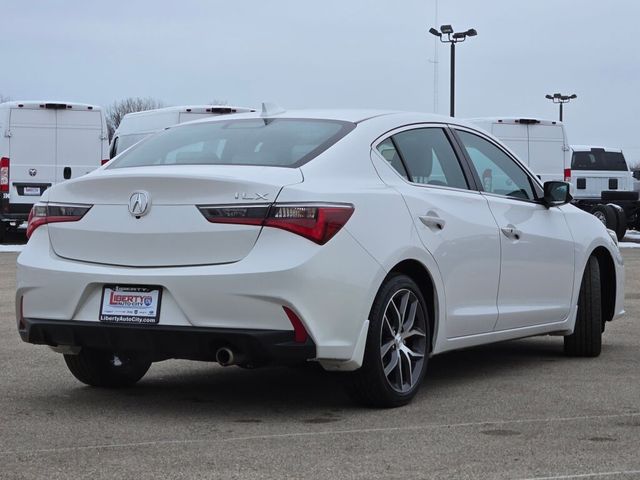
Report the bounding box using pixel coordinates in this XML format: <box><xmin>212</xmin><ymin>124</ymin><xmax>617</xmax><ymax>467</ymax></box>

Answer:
<box><xmin>23</xmin><ymin>187</ymin><xmax>41</xmax><ymax>196</ymax></box>
<box><xmin>99</xmin><ymin>285</ymin><xmax>163</xmax><ymax>324</ymax></box>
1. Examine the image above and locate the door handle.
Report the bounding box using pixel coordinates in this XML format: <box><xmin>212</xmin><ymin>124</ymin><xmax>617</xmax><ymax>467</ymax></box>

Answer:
<box><xmin>501</xmin><ymin>226</ymin><xmax>522</xmax><ymax>240</ymax></box>
<box><xmin>419</xmin><ymin>215</ymin><xmax>446</xmax><ymax>230</ymax></box>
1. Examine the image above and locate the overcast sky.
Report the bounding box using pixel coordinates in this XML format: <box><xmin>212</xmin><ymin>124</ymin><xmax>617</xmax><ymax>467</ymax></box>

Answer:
<box><xmin>3</xmin><ymin>0</ymin><xmax>640</xmax><ymax>161</ymax></box>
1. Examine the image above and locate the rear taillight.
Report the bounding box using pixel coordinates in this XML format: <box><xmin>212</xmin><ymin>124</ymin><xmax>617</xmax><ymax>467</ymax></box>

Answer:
<box><xmin>101</xmin><ymin>159</ymin><xmax>109</xmax><ymax>165</ymax></box>
<box><xmin>0</xmin><ymin>157</ymin><xmax>9</xmax><ymax>192</ymax></box>
<box><xmin>198</xmin><ymin>203</ymin><xmax>354</xmax><ymax>245</ymax></box>
<box><xmin>564</xmin><ymin>168</ymin><xmax>571</xmax><ymax>182</ymax></box>
<box><xmin>26</xmin><ymin>203</ymin><xmax>92</xmax><ymax>239</ymax></box>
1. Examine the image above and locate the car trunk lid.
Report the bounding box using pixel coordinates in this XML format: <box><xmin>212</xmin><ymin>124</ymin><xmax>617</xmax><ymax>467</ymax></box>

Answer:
<box><xmin>46</xmin><ymin>165</ymin><xmax>302</xmax><ymax>267</ymax></box>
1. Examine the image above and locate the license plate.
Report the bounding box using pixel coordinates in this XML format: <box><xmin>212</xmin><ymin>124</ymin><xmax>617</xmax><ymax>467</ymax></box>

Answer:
<box><xmin>99</xmin><ymin>285</ymin><xmax>163</xmax><ymax>324</ymax></box>
<box><xmin>23</xmin><ymin>187</ymin><xmax>40</xmax><ymax>196</ymax></box>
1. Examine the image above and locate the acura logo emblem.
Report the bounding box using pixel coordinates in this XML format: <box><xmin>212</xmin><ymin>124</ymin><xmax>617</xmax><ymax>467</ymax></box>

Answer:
<box><xmin>128</xmin><ymin>191</ymin><xmax>150</xmax><ymax>217</ymax></box>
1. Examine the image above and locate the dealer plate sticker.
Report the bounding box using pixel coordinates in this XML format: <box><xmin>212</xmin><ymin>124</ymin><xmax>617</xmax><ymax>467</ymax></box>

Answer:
<box><xmin>99</xmin><ymin>285</ymin><xmax>162</xmax><ymax>324</ymax></box>
<box><xmin>23</xmin><ymin>187</ymin><xmax>40</xmax><ymax>196</ymax></box>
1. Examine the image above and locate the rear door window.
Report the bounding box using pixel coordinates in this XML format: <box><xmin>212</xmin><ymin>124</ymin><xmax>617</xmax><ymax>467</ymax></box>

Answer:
<box><xmin>110</xmin><ymin>119</ymin><xmax>355</xmax><ymax>168</ymax></box>
<box><xmin>387</xmin><ymin>128</ymin><xmax>469</xmax><ymax>189</ymax></box>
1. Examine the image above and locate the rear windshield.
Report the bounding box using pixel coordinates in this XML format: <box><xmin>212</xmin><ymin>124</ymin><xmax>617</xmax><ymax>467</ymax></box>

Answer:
<box><xmin>109</xmin><ymin>119</ymin><xmax>355</xmax><ymax>169</ymax></box>
<box><xmin>114</xmin><ymin>133</ymin><xmax>151</xmax><ymax>156</ymax></box>
<box><xmin>571</xmin><ymin>150</ymin><xmax>628</xmax><ymax>171</ymax></box>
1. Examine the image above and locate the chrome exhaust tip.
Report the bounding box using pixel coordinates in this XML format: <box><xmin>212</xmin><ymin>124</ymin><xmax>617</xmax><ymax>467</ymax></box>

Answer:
<box><xmin>216</xmin><ymin>347</ymin><xmax>235</xmax><ymax>366</ymax></box>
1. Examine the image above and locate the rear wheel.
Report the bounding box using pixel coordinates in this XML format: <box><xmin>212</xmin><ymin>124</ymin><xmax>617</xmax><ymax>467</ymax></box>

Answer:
<box><xmin>564</xmin><ymin>256</ymin><xmax>602</xmax><ymax>357</ymax></box>
<box><xmin>63</xmin><ymin>349</ymin><xmax>151</xmax><ymax>387</ymax></box>
<box><xmin>344</xmin><ymin>274</ymin><xmax>430</xmax><ymax>408</ymax></box>
<box><xmin>591</xmin><ymin>204</ymin><xmax>618</xmax><ymax>231</ymax></box>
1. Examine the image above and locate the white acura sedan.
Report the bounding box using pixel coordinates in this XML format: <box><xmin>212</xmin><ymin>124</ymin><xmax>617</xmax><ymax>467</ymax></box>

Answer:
<box><xmin>16</xmin><ymin>108</ymin><xmax>624</xmax><ymax>407</ymax></box>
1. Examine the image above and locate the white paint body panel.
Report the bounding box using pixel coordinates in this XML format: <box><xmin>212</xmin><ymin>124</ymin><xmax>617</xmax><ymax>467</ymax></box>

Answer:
<box><xmin>17</xmin><ymin>110</ymin><xmax>624</xmax><ymax>371</ymax></box>
<box><xmin>0</xmin><ymin>101</ymin><xmax>108</xmax><ymax>207</ymax></box>
<box><xmin>570</xmin><ymin>145</ymin><xmax>634</xmax><ymax>199</ymax></box>
<box><xmin>466</xmin><ymin>117</ymin><xmax>569</xmax><ymax>184</ymax></box>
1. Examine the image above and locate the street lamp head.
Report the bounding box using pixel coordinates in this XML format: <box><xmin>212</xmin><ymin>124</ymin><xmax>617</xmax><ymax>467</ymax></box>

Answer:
<box><xmin>452</xmin><ymin>32</ymin><xmax>466</xmax><ymax>39</ymax></box>
<box><xmin>553</xmin><ymin>93</ymin><xmax>562</xmax><ymax>99</ymax></box>
<box><xmin>465</xmin><ymin>28</ymin><xmax>478</xmax><ymax>37</ymax></box>
<box><xmin>429</xmin><ymin>27</ymin><xmax>441</xmax><ymax>37</ymax></box>
<box><xmin>569</xmin><ymin>94</ymin><xmax>577</xmax><ymax>99</ymax></box>
<box><xmin>545</xmin><ymin>94</ymin><xmax>553</xmax><ymax>100</ymax></box>
<box><xmin>440</xmin><ymin>24</ymin><xmax>454</xmax><ymax>34</ymax></box>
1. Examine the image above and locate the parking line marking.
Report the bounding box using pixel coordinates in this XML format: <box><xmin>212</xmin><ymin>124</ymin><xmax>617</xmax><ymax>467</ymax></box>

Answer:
<box><xmin>517</xmin><ymin>470</ymin><xmax>640</xmax><ymax>479</ymax></box>
<box><xmin>1</xmin><ymin>411</ymin><xmax>638</xmax><ymax>456</ymax></box>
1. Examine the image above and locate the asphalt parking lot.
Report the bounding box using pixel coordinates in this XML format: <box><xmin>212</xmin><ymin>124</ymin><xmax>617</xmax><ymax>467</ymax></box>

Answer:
<box><xmin>1</xmin><ymin>245</ymin><xmax>639</xmax><ymax>480</ymax></box>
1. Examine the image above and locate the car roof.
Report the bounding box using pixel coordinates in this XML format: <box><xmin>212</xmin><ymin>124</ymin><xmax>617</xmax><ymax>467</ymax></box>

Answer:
<box><xmin>0</xmin><ymin>100</ymin><xmax>102</xmax><ymax>111</ymax></box>
<box><xmin>123</xmin><ymin>105</ymin><xmax>255</xmax><ymax>118</ymax></box>
<box><xmin>465</xmin><ymin>116</ymin><xmax>562</xmax><ymax>126</ymax></box>
<box><xmin>572</xmin><ymin>145</ymin><xmax>623</xmax><ymax>153</ymax></box>
<box><xmin>177</xmin><ymin>108</ymin><xmax>473</xmax><ymax>127</ymax></box>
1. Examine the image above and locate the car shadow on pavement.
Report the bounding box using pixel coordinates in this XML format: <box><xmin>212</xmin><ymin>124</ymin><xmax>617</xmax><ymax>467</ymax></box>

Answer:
<box><xmin>52</xmin><ymin>336</ymin><xmax>567</xmax><ymax>415</ymax></box>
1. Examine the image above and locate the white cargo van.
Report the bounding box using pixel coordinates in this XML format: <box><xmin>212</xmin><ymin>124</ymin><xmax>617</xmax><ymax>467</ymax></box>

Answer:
<box><xmin>466</xmin><ymin>117</ymin><xmax>570</xmax><ymax>184</ymax></box>
<box><xmin>0</xmin><ymin>101</ymin><xmax>109</xmax><ymax>240</ymax></box>
<box><xmin>109</xmin><ymin>105</ymin><xmax>255</xmax><ymax>158</ymax></box>
<box><xmin>467</xmin><ymin>117</ymin><xmax>638</xmax><ymax>239</ymax></box>
<box><xmin>570</xmin><ymin>145</ymin><xmax>634</xmax><ymax>199</ymax></box>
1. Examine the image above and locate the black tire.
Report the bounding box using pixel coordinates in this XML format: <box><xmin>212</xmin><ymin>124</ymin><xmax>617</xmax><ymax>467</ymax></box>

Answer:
<box><xmin>63</xmin><ymin>349</ymin><xmax>151</xmax><ymax>387</ymax></box>
<box><xmin>343</xmin><ymin>274</ymin><xmax>430</xmax><ymax>408</ymax></box>
<box><xmin>608</xmin><ymin>204</ymin><xmax>628</xmax><ymax>241</ymax></box>
<box><xmin>564</xmin><ymin>256</ymin><xmax>602</xmax><ymax>357</ymax></box>
<box><xmin>591</xmin><ymin>204</ymin><xmax>618</xmax><ymax>231</ymax></box>
<box><xmin>0</xmin><ymin>221</ymin><xmax>5</xmax><ymax>243</ymax></box>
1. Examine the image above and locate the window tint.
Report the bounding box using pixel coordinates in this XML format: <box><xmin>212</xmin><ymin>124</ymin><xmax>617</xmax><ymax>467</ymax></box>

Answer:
<box><xmin>110</xmin><ymin>119</ymin><xmax>355</xmax><ymax>168</ymax></box>
<box><xmin>457</xmin><ymin>130</ymin><xmax>535</xmax><ymax>200</ymax></box>
<box><xmin>376</xmin><ymin>138</ymin><xmax>408</xmax><ymax>179</ymax></box>
<box><xmin>391</xmin><ymin>128</ymin><xmax>468</xmax><ymax>189</ymax></box>
<box><xmin>571</xmin><ymin>150</ymin><xmax>628</xmax><ymax>171</ymax></box>
<box><xmin>115</xmin><ymin>133</ymin><xmax>150</xmax><ymax>155</ymax></box>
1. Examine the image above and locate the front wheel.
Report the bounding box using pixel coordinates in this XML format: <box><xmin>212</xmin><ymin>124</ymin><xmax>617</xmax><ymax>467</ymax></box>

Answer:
<box><xmin>564</xmin><ymin>256</ymin><xmax>602</xmax><ymax>357</ymax></box>
<box><xmin>344</xmin><ymin>274</ymin><xmax>430</xmax><ymax>408</ymax></box>
<box><xmin>64</xmin><ymin>349</ymin><xmax>152</xmax><ymax>387</ymax></box>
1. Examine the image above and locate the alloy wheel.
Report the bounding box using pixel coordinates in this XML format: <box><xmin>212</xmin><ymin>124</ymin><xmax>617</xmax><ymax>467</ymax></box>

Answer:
<box><xmin>379</xmin><ymin>289</ymin><xmax>427</xmax><ymax>393</ymax></box>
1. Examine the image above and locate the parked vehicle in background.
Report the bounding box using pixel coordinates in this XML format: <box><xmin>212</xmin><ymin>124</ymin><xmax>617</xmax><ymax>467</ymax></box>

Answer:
<box><xmin>17</xmin><ymin>108</ymin><xmax>624</xmax><ymax>407</ymax></box>
<box><xmin>467</xmin><ymin>117</ymin><xmax>637</xmax><ymax>241</ymax></box>
<box><xmin>0</xmin><ymin>101</ymin><xmax>108</xmax><ymax>241</ymax></box>
<box><xmin>109</xmin><ymin>105</ymin><xmax>255</xmax><ymax>158</ymax></box>
<box><xmin>571</xmin><ymin>146</ymin><xmax>634</xmax><ymax>199</ymax></box>
<box><xmin>570</xmin><ymin>146</ymin><xmax>639</xmax><ymax>241</ymax></box>
<box><xmin>466</xmin><ymin>117</ymin><xmax>570</xmax><ymax>184</ymax></box>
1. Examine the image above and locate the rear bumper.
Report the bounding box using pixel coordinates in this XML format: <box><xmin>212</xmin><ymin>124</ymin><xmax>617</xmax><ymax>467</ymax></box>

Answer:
<box><xmin>19</xmin><ymin>318</ymin><xmax>316</xmax><ymax>363</ymax></box>
<box><xmin>17</xmin><ymin>225</ymin><xmax>384</xmax><ymax>364</ymax></box>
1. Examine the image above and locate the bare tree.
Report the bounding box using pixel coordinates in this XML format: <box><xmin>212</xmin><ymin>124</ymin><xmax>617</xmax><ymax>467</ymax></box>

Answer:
<box><xmin>106</xmin><ymin>97</ymin><xmax>164</xmax><ymax>139</ymax></box>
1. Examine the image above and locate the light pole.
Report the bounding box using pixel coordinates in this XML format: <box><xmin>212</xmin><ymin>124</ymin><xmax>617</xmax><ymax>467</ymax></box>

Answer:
<box><xmin>429</xmin><ymin>24</ymin><xmax>477</xmax><ymax>117</ymax></box>
<box><xmin>545</xmin><ymin>93</ymin><xmax>577</xmax><ymax>122</ymax></box>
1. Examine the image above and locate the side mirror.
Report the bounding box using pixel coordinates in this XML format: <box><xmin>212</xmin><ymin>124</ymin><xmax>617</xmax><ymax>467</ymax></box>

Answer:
<box><xmin>543</xmin><ymin>181</ymin><xmax>572</xmax><ymax>207</ymax></box>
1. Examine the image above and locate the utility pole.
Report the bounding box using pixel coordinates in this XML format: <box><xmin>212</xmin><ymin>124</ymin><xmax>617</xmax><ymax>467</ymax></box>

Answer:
<box><xmin>429</xmin><ymin>25</ymin><xmax>477</xmax><ymax>117</ymax></box>
<box><xmin>545</xmin><ymin>93</ymin><xmax>577</xmax><ymax>122</ymax></box>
